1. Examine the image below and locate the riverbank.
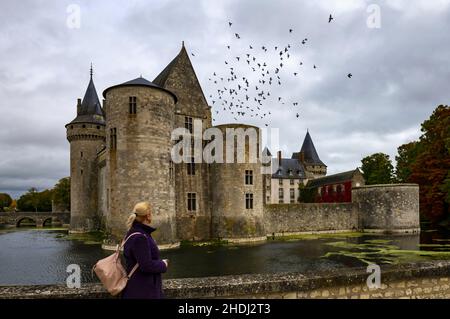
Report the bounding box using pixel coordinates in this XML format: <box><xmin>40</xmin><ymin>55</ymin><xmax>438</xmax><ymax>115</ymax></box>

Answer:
<box><xmin>1</xmin><ymin>260</ymin><xmax>449</xmax><ymax>299</ymax></box>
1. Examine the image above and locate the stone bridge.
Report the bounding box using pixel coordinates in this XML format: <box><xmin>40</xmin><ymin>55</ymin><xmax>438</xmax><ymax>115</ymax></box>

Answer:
<box><xmin>0</xmin><ymin>212</ymin><xmax>70</xmax><ymax>228</ymax></box>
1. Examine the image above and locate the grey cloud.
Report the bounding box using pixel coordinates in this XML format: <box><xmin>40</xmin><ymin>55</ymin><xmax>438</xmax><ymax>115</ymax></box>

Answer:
<box><xmin>1</xmin><ymin>0</ymin><xmax>449</xmax><ymax>198</ymax></box>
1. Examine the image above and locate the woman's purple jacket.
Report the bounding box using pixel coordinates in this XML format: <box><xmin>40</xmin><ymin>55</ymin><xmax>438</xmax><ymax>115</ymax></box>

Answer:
<box><xmin>121</xmin><ymin>221</ymin><xmax>167</xmax><ymax>299</ymax></box>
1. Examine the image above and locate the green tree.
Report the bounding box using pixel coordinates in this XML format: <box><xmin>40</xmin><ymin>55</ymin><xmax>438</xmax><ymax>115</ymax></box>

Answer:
<box><xmin>298</xmin><ymin>183</ymin><xmax>318</xmax><ymax>203</ymax></box>
<box><xmin>395</xmin><ymin>141</ymin><xmax>421</xmax><ymax>182</ymax></box>
<box><xmin>17</xmin><ymin>187</ymin><xmax>53</xmax><ymax>212</ymax></box>
<box><xmin>52</xmin><ymin>177</ymin><xmax>70</xmax><ymax>211</ymax></box>
<box><xmin>361</xmin><ymin>153</ymin><xmax>395</xmax><ymax>185</ymax></box>
<box><xmin>0</xmin><ymin>193</ymin><xmax>13</xmax><ymax>211</ymax></box>
<box><xmin>409</xmin><ymin>105</ymin><xmax>450</xmax><ymax>222</ymax></box>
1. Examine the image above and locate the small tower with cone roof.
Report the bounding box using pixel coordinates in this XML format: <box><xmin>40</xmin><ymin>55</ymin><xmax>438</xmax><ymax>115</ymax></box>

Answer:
<box><xmin>65</xmin><ymin>66</ymin><xmax>106</xmax><ymax>233</ymax></box>
<box><xmin>294</xmin><ymin>131</ymin><xmax>327</xmax><ymax>179</ymax></box>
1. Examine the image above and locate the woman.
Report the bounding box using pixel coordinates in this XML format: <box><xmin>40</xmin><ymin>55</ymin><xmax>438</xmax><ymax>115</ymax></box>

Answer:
<box><xmin>121</xmin><ymin>201</ymin><xmax>169</xmax><ymax>299</ymax></box>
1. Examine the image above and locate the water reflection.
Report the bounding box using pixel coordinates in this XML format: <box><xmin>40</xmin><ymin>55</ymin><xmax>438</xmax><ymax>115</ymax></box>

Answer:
<box><xmin>0</xmin><ymin>226</ymin><xmax>449</xmax><ymax>285</ymax></box>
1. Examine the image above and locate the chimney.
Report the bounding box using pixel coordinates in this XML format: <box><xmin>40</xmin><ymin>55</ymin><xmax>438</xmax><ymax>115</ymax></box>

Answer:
<box><xmin>277</xmin><ymin>150</ymin><xmax>282</xmax><ymax>167</ymax></box>
<box><xmin>77</xmin><ymin>98</ymin><xmax>82</xmax><ymax>115</ymax></box>
<box><xmin>299</xmin><ymin>151</ymin><xmax>305</xmax><ymax>164</ymax></box>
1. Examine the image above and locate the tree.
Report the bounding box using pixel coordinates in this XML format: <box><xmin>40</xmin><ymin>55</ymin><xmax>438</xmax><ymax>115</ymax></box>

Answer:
<box><xmin>52</xmin><ymin>177</ymin><xmax>70</xmax><ymax>211</ymax></box>
<box><xmin>0</xmin><ymin>193</ymin><xmax>13</xmax><ymax>211</ymax></box>
<box><xmin>408</xmin><ymin>105</ymin><xmax>450</xmax><ymax>223</ymax></box>
<box><xmin>361</xmin><ymin>153</ymin><xmax>395</xmax><ymax>185</ymax></box>
<box><xmin>17</xmin><ymin>188</ymin><xmax>53</xmax><ymax>212</ymax></box>
<box><xmin>395</xmin><ymin>141</ymin><xmax>421</xmax><ymax>182</ymax></box>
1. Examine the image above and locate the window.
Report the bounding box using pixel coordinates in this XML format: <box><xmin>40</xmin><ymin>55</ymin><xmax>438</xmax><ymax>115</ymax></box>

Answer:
<box><xmin>266</xmin><ymin>196</ymin><xmax>270</xmax><ymax>202</ymax></box>
<box><xmin>80</xmin><ymin>151</ymin><xmax>83</xmax><ymax>158</ymax></box>
<box><xmin>290</xmin><ymin>179</ymin><xmax>294</xmax><ymax>185</ymax></box>
<box><xmin>187</xmin><ymin>157</ymin><xmax>196</xmax><ymax>175</ymax></box>
<box><xmin>278</xmin><ymin>179</ymin><xmax>283</xmax><ymax>186</ymax></box>
<box><xmin>185</xmin><ymin>116</ymin><xmax>193</xmax><ymax>133</ymax></box>
<box><xmin>129</xmin><ymin>96</ymin><xmax>137</xmax><ymax>114</ymax></box>
<box><xmin>290</xmin><ymin>189</ymin><xmax>295</xmax><ymax>203</ymax></box>
<box><xmin>187</xmin><ymin>193</ymin><xmax>196</xmax><ymax>211</ymax></box>
<box><xmin>110</xmin><ymin>128</ymin><xmax>117</xmax><ymax>150</ymax></box>
<box><xmin>278</xmin><ymin>188</ymin><xmax>284</xmax><ymax>199</ymax></box>
<box><xmin>245</xmin><ymin>170</ymin><xmax>253</xmax><ymax>185</ymax></box>
<box><xmin>169</xmin><ymin>161</ymin><xmax>174</xmax><ymax>181</ymax></box>
<box><xmin>245</xmin><ymin>193</ymin><xmax>253</xmax><ymax>209</ymax></box>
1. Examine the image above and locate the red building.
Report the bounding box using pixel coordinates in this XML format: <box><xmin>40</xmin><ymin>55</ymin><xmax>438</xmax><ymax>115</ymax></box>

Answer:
<box><xmin>305</xmin><ymin>169</ymin><xmax>365</xmax><ymax>203</ymax></box>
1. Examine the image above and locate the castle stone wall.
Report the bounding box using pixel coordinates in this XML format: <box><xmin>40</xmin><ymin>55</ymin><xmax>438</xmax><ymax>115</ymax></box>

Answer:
<box><xmin>352</xmin><ymin>184</ymin><xmax>420</xmax><ymax>233</ymax></box>
<box><xmin>104</xmin><ymin>86</ymin><xmax>177</xmax><ymax>245</ymax></box>
<box><xmin>210</xmin><ymin>124</ymin><xmax>266</xmax><ymax>241</ymax></box>
<box><xmin>264</xmin><ymin>203</ymin><xmax>358</xmax><ymax>235</ymax></box>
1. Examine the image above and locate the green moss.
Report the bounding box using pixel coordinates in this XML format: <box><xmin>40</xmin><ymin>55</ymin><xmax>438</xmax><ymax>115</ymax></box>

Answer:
<box><xmin>179</xmin><ymin>239</ymin><xmax>229</xmax><ymax>247</ymax></box>
<box><xmin>364</xmin><ymin>239</ymin><xmax>394</xmax><ymax>244</ymax></box>
<box><xmin>271</xmin><ymin>232</ymin><xmax>364</xmax><ymax>242</ymax></box>
<box><xmin>322</xmin><ymin>239</ymin><xmax>450</xmax><ymax>265</ymax></box>
<box><xmin>418</xmin><ymin>244</ymin><xmax>450</xmax><ymax>248</ymax></box>
<box><xmin>62</xmin><ymin>231</ymin><xmax>106</xmax><ymax>245</ymax></box>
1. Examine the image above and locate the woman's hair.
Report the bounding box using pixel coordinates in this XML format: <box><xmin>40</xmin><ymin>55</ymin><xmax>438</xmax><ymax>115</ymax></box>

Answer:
<box><xmin>126</xmin><ymin>201</ymin><xmax>152</xmax><ymax>229</ymax></box>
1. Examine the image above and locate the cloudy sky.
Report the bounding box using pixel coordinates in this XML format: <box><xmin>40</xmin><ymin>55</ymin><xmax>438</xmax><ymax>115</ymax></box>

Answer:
<box><xmin>1</xmin><ymin>0</ymin><xmax>450</xmax><ymax>198</ymax></box>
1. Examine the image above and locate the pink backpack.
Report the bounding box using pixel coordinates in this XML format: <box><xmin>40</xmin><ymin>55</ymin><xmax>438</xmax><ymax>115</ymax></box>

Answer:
<box><xmin>92</xmin><ymin>232</ymin><xmax>142</xmax><ymax>296</ymax></box>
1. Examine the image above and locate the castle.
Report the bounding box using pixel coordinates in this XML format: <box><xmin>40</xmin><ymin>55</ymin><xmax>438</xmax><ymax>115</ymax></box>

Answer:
<box><xmin>66</xmin><ymin>44</ymin><xmax>420</xmax><ymax>248</ymax></box>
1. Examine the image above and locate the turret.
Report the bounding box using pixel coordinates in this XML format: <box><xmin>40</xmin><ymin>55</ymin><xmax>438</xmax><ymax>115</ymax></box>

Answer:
<box><xmin>294</xmin><ymin>130</ymin><xmax>327</xmax><ymax>179</ymax></box>
<box><xmin>65</xmin><ymin>66</ymin><xmax>106</xmax><ymax>233</ymax></box>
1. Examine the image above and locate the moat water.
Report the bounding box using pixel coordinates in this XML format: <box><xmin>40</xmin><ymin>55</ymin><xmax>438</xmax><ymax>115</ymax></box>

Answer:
<box><xmin>1</xmin><ymin>225</ymin><xmax>450</xmax><ymax>285</ymax></box>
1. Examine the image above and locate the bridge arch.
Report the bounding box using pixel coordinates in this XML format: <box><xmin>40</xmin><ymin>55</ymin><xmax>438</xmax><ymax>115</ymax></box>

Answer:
<box><xmin>43</xmin><ymin>218</ymin><xmax>53</xmax><ymax>227</ymax></box>
<box><xmin>16</xmin><ymin>217</ymin><xmax>37</xmax><ymax>227</ymax></box>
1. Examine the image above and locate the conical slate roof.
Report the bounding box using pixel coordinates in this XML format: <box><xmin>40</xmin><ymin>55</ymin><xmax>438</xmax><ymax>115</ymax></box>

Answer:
<box><xmin>102</xmin><ymin>76</ymin><xmax>177</xmax><ymax>101</ymax></box>
<box><xmin>68</xmin><ymin>74</ymin><xmax>105</xmax><ymax>126</ymax></box>
<box><xmin>152</xmin><ymin>43</ymin><xmax>208</xmax><ymax>108</ymax></box>
<box><xmin>299</xmin><ymin>131</ymin><xmax>325</xmax><ymax>166</ymax></box>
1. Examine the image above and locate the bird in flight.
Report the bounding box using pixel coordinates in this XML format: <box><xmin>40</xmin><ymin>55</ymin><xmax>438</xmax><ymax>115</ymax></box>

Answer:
<box><xmin>235</xmin><ymin>33</ymin><xmax>240</xmax><ymax>39</ymax></box>
<box><xmin>229</xmin><ymin>22</ymin><xmax>232</xmax><ymax>27</ymax></box>
<box><xmin>328</xmin><ymin>14</ymin><xmax>334</xmax><ymax>23</ymax></box>
<box><xmin>289</xmin><ymin>29</ymin><xmax>293</xmax><ymax>33</ymax></box>
<box><xmin>347</xmin><ymin>73</ymin><xmax>353</xmax><ymax>78</ymax></box>
<box><xmin>191</xmin><ymin>52</ymin><xmax>195</xmax><ymax>56</ymax></box>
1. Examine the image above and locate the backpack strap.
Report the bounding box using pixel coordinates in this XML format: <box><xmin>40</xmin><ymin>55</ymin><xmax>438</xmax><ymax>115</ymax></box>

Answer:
<box><xmin>127</xmin><ymin>263</ymin><xmax>140</xmax><ymax>279</ymax></box>
<box><xmin>120</xmin><ymin>232</ymin><xmax>145</xmax><ymax>279</ymax></box>
<box><xmin>119</xmin><ymin>232</ymin><xmax>142</xmax><ymax>250</ymax></box>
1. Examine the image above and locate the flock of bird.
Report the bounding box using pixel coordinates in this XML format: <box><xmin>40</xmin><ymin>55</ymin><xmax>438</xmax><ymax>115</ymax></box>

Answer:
<box><xmin>191</xmin><ymin>14</ymin><xmax>352</xmax><ymax>127</ymax></box>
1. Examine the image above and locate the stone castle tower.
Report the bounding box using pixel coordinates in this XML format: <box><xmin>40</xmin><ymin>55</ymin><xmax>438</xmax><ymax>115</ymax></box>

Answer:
<box><xmin>66</xmin><ymin>44</ymin><xmax>420</xmax><ymax>246</ymax></box>
<box><xmin>66</xmin><ymin>44</ymin><xmax>326</xmax><ymax>245</ymax></box>
<box><xmin>65</xmin><ymin>69</ymin><xmax>106</xmax><ymax>233</ymax></box>
<box><xmin>152</xmin><ymin>42</ymin><xmax>213</xmax><ymax>241</ymax></box>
